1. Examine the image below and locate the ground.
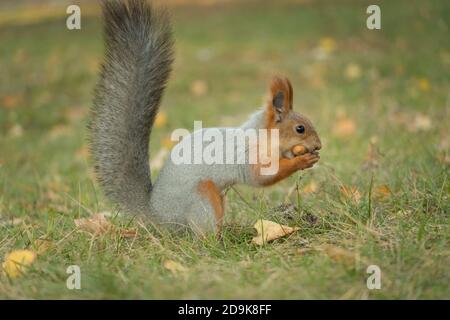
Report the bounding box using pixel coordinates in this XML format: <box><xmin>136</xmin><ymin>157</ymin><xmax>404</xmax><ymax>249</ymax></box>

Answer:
<box><xmin>0</xmin><ymin>0</ymin><xmax>448</xmax><ymax>299</ymax></box>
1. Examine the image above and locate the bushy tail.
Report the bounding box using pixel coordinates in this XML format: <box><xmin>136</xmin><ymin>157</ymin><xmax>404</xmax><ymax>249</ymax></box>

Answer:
<box><xmin>89</xmin><ymin>0</ymin><xmax>173</xmax><ymax>215</ymax></box>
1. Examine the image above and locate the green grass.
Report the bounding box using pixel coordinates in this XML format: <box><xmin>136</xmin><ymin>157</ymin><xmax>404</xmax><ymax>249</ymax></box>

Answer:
<box><xmin>0</xmin><ymin>0</ymin><xmax>449</xmax><ymax>299</ymax></box>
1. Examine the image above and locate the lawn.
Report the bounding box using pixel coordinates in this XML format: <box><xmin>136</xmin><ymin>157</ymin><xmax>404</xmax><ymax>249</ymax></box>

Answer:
<box><xmin>0</xmin><ymin>0</ymin><xmax>448</xmax><ymax>299</ymax></box>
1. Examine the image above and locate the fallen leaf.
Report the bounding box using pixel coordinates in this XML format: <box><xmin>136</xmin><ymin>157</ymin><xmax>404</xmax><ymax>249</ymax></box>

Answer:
<box><xmin>8</xmin><ymin>124</ymin><xmax>23</xmax><ymax>138</ymax></box>
<box><xmin>438</xmin><ymin>154</ymin><xmax>450</xmax><ymax>165</ymax></box>
<box><xmin>0</xmin><ymin>217</ymin><xmax>24</xmax><ymax>227</ymax></box>
<box><xmin>2</xmin><ymin>95</ymin><xmax>21</xmax><ymax>109</ymax></box>
<box><xmin>333</xmin><ymin>114</ymin><xmax>356</xmax><ymax>138</ymax></box>
<box><xmin>74</xmin><ymin>213</ymin><xmax>111</xmax><ymax>235</ymax></box>
<box><xmin>48</xmin><ymin>124</ymin><xmax>72</xmax><ymax>139</ymax></box>
<box><xmin>296</xmin><ymin>248</ymin><xmax>313</xmax><ymax>255</ymax></box>
<box><xmin>373</xmin><ymin>185</ymin><xmax>392</xmax><ymax>199</ymax></box>
<box><xmin>417</xmin><ymin>78</ymin><xmax>430</xmax><ymax>92</ymax></box>
<box><xmin>163</xmin><ymin>259</ymin><xmax>188</xmax><ymax>274</ymax></box>
<box><xmin>190</xmin><ymin>80</ymin><xmax>208</xmax><ymax>97</ymax></box>
<box><xmin>119</xmin><ymin>228</ymin><xmax>138</xmax><ymax>238</ymax></box>
<box><xmin>64</xmin><ymin>107</ymin><xmax>87</xmax><ymax>122</ymax></box>
<box><xmin>154</xmin><ymin>112</ymin><xmax>168</xmax><ymax>128</ymax></box>
<box><xmin>318</xmin><ymin>37</ymin><xmax>336</xmax><ymax>54</ymax></box>
<box><xmin>252</xmin><ymin>219</ymin><xmax>300</xmax><ymax>245</ymax></box>
<box><xmin>321</xmin><ymin>245</ymin><xmax>355</xmax><ymax>266</ymax></box>
<box><xmin>344</xmin><ymin>63</ymin><xmax>362</xmax><ymax>80</ymax></box>
<box><xmin>2</xmin><ymin>249</ymin><xmax>36</xmax><ymax>278</ymax></box>
<box><xmin>76</xmin><ymin>146</ymin><xmax>90</xmax><ymax>161</ymax></box>
<box><xmin>340</xmin><ymin>186</ymin><xmax>361</xmax><ymax>204</ymax></box>
<box><xmin>302</xmin><ymin>181</ymin><xmax>318</xmax><ymax>194</ymax></box>
<box><xmin>410</xmin><ymin>113</ymin><xmax>432</xmax><ymax>132</ymax></box>
<box><xmin>74</xmin><ymin>213</ymin><xmax>136</xmax><ymax>238</ymax></box>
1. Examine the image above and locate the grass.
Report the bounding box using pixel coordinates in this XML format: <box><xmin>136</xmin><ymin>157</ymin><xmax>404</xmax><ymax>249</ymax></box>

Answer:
<box><xmin>0</xmin><ymin>0</ymin><xmax>449</xmax><ymax>299</ymax></box>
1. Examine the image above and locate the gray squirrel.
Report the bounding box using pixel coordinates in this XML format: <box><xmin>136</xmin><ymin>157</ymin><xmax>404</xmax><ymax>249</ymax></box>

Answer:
<box><xmin>89</xmin><ymin>0</ymin><xmax>322</xmax><ymax>235</ymax></box>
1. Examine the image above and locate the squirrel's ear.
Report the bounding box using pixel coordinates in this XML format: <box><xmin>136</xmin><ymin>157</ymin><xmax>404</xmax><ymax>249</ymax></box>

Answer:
<box><xmin>266</xmin><ymin>76</ymin><xmax>293</xmax><ymax>125</ymax></box>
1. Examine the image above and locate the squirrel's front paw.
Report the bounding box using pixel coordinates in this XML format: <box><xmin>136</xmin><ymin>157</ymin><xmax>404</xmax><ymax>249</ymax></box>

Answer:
<box><xmin>293</xmin><ymin>152</ymin><xmax>320</xmax><ymax>170</ymax></box>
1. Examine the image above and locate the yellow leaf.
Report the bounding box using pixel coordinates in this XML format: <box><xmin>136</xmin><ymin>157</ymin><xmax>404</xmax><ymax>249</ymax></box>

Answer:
<box><xmin>318</xmin><ymin>37</ymin><xmax>336</xmax><ymax>54</ymax></box>
<box><xmin>154</xmin><ymin>112</ymin><xmax>167</xmax><ymax>128</ymax></box>
<box><xmin>74</xmin><ymin>213</ymin><xmax>111</xmax><ymax>235</ymax></box>
<box><xmin>344</xmin><ymin>63</ymin><xmax>362</xmax><ymax>80</ymax></box>
<box><xmin>417</xmin><ymin>78</ymin><xmax>430</xmax><ymax>92</ymax></box>
<box><xmin>2</xmin><ymin>249</ymin><xmax>36</xmax><ymax>278</ymax></box>
<box><xmin>190</xmin><ymin>80</ymin><xmax>208</xmax><ymax>97</ymax></box>
<box><xmin>374</xmin><ymin>185</ymin><xmax>392</xmax><ymax>199</ymax></box>
<box><xmin>163</xmin><ymin>259</ymin><xmax>188</xmax><ymax>274</ymax></box>
<box><xmin>252</xmin><ymin>219</ymin><xmax>300</xmax><ymax>245</ymax></box>
<box><xmin>340</xmin><ymin>186</ymin><xmax>361</xmax><ymax>204</ymax></box>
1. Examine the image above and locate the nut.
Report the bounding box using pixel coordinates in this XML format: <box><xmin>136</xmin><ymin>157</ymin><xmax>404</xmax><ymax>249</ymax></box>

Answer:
<box><xmin>292</xmin><ymin>145</ymin><xmax>307</xmax><ymax>156</ymax></box>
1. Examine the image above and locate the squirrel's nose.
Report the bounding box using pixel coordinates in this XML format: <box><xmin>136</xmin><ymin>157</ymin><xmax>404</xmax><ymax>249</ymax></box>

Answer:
<box><xmin>311</xmin><ymin>140</ymin><xmax>321</xmax><ymax>152</ymax></box>
<box><xmin>315</xmin><ymin>142</ymin><xmax>322</xmax><ymax>151</ymax></box>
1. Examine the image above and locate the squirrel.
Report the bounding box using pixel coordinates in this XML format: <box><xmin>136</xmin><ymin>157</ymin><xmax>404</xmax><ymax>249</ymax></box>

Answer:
<box><xmin>89</xmin><ymin>0</ymin><xmax>322</xmax><ymax>235</ymax></box>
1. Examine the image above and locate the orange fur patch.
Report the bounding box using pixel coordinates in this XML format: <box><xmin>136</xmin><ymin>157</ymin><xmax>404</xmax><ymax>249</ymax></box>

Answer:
<box><xmin>264</xmin><ymin>76</ymin><xmax>293</xmax><ymax>128</ymax></box>
<box><xmin>197</xmin><ymin>180</ymin><xmax>224</xmax><ymax>227</ymax></box>
<box><xmin>250</xmin><ymin>155</ymin><xmax>309</xmax><ymax>186</ymax></box>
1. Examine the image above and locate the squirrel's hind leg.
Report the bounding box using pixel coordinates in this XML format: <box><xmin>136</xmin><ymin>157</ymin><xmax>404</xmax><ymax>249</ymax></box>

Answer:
<box><xmin>189</xmin><ymin>180</ymin><xmax>224</xmax><ymax>236</ymax></box>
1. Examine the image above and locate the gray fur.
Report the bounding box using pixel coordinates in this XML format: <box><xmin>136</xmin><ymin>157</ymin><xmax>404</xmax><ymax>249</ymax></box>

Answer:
<box><xmin>89</xmin><ymin>0</ymin><xmax>173</xmax><ymax>216</ymax></box>
<box><xmin>149</xmin><ymin>126</ymin><xmax>258</xmax><ymax>233</ymax></box>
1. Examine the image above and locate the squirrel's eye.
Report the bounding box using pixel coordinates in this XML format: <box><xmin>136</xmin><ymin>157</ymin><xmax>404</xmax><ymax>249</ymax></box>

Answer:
<box><xmin>296</xmin><ymin>125</ymin><xmax>305</xmax><ymax>134</ymax></box>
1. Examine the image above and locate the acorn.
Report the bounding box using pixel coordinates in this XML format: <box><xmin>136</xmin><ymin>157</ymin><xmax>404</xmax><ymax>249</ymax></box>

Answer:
<box><xmin>292</xmin><ymin>145</ymin><xmax>307</xmax><ymax>156</ymax></box>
